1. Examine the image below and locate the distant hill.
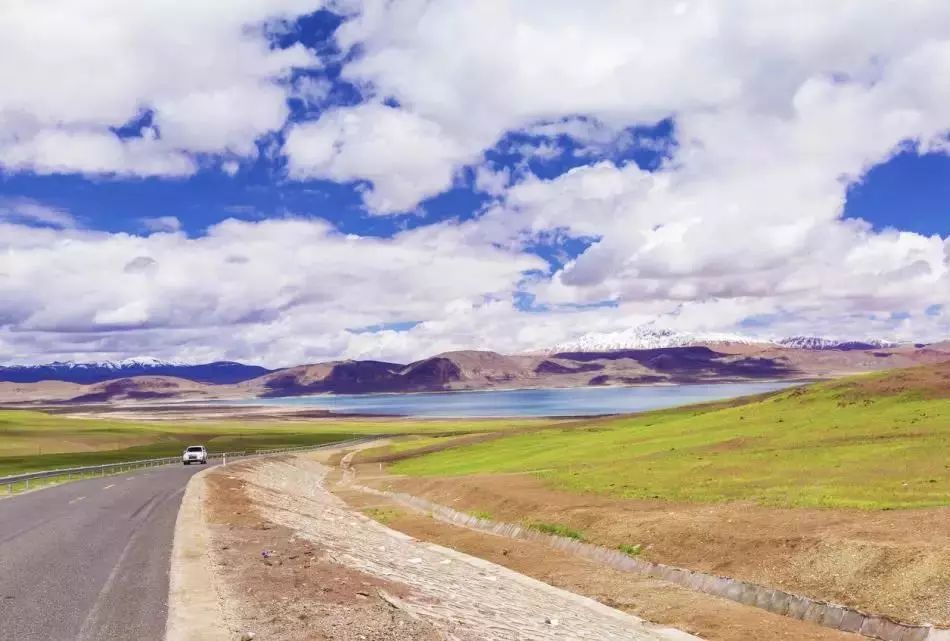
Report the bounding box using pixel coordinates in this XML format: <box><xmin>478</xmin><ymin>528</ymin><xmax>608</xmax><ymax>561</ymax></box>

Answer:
<box><xmin>239</xmin><ymin>351</ymin><xmax>542</xmax><ymax>397</ymax></box>
<box><xmin>3</xmin><ymin>341</ymin><xmax>950</xmax><ymax>404</ymax></box>
<box><xmin>0</xmin><ymin>375</ymin><xmax>217</xmax><ymax>404</ymax></box>
<box><xmin>0</xmin><ymin>358</ymin><xmax>271</xmax><ymax>384</ymax></box>
<box><xmin>237</xmin><ymin>347</ymin><xmax>803</xmax><ymax>397</ymax></box>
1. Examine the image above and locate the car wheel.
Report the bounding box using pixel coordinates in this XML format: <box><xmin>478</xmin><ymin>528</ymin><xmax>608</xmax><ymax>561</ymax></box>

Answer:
<box><xmin>183</xmin><ymin>461</ymin><xmax>189</xmax><ymax>465</ymax></box>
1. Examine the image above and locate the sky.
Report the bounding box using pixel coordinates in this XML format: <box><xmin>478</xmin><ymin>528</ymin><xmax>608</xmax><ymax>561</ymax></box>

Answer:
<box><xmin>1</xmin><ymin>1</ymin><xmax>950</xmax><ymax>367</ymax></box>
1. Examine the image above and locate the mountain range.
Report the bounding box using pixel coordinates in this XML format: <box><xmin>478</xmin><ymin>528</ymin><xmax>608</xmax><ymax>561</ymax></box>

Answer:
<box><xmin>0</xmin><ymin>358</ymin><xmax>271</xmax><ymax>385</ymax></box>
<box><xmin>0</xmin><ymin>329</ymin><xmax>914</xmax><ymax>387</ymax></box>
<box><xmin>550</xmin><ymin>327</ymin><xmax>902</xmax><ymax>352</ymax></box>
<box><xmin>1</xmin><ymin>330</ymin><xmax>949</xmax><ymax>405</ymax></box>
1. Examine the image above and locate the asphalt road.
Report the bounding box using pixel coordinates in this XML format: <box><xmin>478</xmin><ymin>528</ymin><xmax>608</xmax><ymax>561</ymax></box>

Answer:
<box><xmin>0</xmin><ymin>463</ymin><xmax>210</xmax><ymax>641</ymax></box>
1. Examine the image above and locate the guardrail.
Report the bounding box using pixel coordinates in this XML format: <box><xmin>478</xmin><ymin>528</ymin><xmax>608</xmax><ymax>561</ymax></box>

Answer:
<box><xmin>1</xmin><ymin>437</ymin><xmax>377</xmax><ymax>495</ymax></box>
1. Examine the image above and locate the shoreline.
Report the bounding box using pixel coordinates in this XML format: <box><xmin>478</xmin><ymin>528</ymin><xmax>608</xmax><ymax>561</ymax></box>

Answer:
<box><xmin>0</xmin><ymin>379</ymin><xmax>807</xmax><ymax>422</ymax></box>
<box><xmin>216</xmin><ymin>376</ymin><xmax>812</xmax><ymax>404</ymax></box>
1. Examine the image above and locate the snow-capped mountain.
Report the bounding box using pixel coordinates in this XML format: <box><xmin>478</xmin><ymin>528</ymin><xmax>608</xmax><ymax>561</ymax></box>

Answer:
<box><xmin>0</xmin><ymin>359</ymin><xmax>271</xmax><ymax>385</ymax></box>
<box><xmin>776</xmin><ymin>336</ymin><xmax>899</xmax><ymax>351</ymax></box>
<box><xmin>550</xmin><ymin>326</ymin><xmax>904</xmax><ymax>353</ymax></box>
<box><xmin>550</xmin><ymin>327</ymin><xmax>768</xmax><ymax>353</ymax></box>
<box><xmin>40</xmin><ymin>357</ymin><xmax>184</xmax><ymax>370</ymax></box>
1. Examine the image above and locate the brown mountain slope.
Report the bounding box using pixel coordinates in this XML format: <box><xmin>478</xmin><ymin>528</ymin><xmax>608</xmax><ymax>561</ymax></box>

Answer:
<box><xmin>5</xmin><ymin>343</ymin><xmax>950</xmax><ymax>404</ymax></box>
<box><xmin>0</xmin><ymin>376</ymin><xmax>213</xmax><ymax>404</ymax></box>
<box><xmin>707</xmin><ymin>342</ymin><xmax>950</xmax><ymax>376</ymax></box>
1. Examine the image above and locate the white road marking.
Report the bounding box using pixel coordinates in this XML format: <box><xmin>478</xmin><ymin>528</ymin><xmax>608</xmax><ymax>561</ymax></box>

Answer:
<box><xmin>103</xmin><ymin>484</ymin><xmax>115</xmax><ymax>490</ymax></box>
<box><xmin>68</xmin><ymin>496</ymin><xmax>86</xmax><ymax>504</ymax></box>
<box><xmin>126</xmin><ymin>477</ymin><xmax>136</xmax><ymax>481</ymax></box>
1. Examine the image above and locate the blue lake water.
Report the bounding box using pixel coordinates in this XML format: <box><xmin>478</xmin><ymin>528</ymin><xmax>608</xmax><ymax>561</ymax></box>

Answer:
<box><xmin>242</xmin><ymin>382</ymin><xmax>797</xmax><ymax>418</ymax></box>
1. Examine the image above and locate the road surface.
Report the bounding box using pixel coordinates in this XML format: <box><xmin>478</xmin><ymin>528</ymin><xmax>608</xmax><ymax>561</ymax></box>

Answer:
<box><xmin>0</xmin><ymin>463</ymin><xmax>209</xmax><ymax>641</ymax></box>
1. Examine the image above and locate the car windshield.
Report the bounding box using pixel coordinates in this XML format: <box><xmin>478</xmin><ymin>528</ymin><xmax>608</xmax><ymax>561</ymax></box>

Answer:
<box><xmin>186</xmin><ymin>446</ymin><xmax>204</xmax><ymax>452</ymax></box>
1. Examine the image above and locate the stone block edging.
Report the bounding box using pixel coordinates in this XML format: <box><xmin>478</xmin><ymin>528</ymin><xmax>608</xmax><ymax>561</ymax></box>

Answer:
<box><xmin>353</xmin><ymin>483</ymin><xmax>948</xmax><ymax>641</ymax></box>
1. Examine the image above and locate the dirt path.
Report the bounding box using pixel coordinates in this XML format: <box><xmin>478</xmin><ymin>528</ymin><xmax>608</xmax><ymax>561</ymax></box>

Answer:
<box><xmin>214</xmin><ymin>456</ymin><xmax>700</xmax><ymax>641</ymax></box>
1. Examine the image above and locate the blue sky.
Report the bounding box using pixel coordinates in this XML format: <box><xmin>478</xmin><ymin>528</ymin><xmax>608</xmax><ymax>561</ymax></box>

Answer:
<box><xmin>3</xmin><ymin>127</ymin><xmax>946</xmax><ymax>240</ymax></box>
<box><xmin>0</xmin><ymin>114</ymin><xmax>680</xmax><ymax>242</ymax></box>
<box><xmin>2</xmin><ymin>2</ymin><xmax>950</xmax><ymax>365</ymax></box>
<box><xmin>844</xmin><ymin>151</ymin><xmax>950</xmax><ymax>237</ymax></box>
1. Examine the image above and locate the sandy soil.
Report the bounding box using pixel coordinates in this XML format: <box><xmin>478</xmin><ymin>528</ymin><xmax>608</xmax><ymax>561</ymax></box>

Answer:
<box><xmin>358</xmin><ymin>470</ymin><xmax>950</xmax><ymax>627</ymax></box>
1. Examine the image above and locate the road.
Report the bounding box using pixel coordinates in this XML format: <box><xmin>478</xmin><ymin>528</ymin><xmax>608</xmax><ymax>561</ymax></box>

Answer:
<box><xmin>0</xmin><ymin>463</ymin><xmax>209</xmax><ymax>641</ymax></box>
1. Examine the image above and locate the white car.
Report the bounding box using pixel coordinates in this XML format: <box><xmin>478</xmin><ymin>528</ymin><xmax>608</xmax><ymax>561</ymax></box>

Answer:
<box><xmin>182</xmin><ymin>445</ymin><xmax>208</xmax><ymax>465</ymax></box>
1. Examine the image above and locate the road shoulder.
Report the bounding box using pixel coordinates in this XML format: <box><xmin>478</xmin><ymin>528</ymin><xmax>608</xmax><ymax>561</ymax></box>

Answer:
<box><xmin>166</xmin><ymin>467</ymin><xmax>229</xmax><ymax>641</ymax></box>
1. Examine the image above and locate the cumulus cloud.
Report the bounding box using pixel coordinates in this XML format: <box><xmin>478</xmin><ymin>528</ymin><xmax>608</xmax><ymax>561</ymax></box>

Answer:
<box><xmin>280</xmin><ymin>2</ymin><xmax>950</xmax><ymax>209</ymax></box>
<box><xmin>0</xmin><ymin>0</ymin><xmax>322</xmax><ymax>177</ymax></box>
<box><xmin>0</xmin><ymin>217</ymin><xmax>544</xmax><ymax>364</ymax></box>
<box><xmin>3</xmin><ymin>2</ymin><xmax>950</xmax><ymax>362</ymax></box>
<box><xmin>287</xmin><ymin>0</ymin><xmax>950</xmax><ymax>347</ymax></box>
<box><xmin>284</xmin><ymin>103</ymin><xmax>475</xmax><ymax>213</ymax></box>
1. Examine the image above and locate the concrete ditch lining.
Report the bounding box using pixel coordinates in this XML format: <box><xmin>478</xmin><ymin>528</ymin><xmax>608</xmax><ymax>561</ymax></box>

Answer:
<box><xmin>350</xmin><ymin>482</ymin><xmax>950</xmax><ymax>641</ymax></box>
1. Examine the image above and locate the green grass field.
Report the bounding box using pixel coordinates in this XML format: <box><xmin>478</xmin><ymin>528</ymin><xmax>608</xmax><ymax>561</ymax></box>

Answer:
<box><xmin>0</xmin><ymin>410</ymin><xmax>550</xmax><ymax>476</ymax></box>
<box><xmin>391</xmin><ymin>367</ymin><xmax>950</xmax><ymax>509</ymax></box>
<box><xmin>351</xmin><ymin>434</ymin><xmax>478</xmax><ymax>462</ymax></box>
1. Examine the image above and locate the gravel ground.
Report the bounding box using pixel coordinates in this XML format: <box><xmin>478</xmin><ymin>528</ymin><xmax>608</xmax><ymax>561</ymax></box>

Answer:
<box><xmin>220</xmin><ymin>457</ymin><xmax>700</xmax><ymax>641</ymax></box>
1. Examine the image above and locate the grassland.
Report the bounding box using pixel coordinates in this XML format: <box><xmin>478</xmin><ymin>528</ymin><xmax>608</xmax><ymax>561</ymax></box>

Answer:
<box><xmin>0</xmin><ymin>410</ymin><xmax>550</xmax><ymax>476</ymax></box>
<box><xmin>350</xmin><ymin>434</ymin><xmax>481</xmax><ymax>463</ymax></box>
<box><xmin>391</xmin><ymin>365</ymin><xmax>950</xmax><ymax>509</ymax></box>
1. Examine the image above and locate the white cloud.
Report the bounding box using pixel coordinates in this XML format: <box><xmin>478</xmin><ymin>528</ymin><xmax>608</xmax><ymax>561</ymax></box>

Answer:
<box><xmin>0</xmin><ymin>217</ymin><xmax>544</xmax><ymax>365</ymax></box>
<box><xmin>3</xmin><ymin>2</ymin><xmax>950</xmax><ymax>362</ymax></box>
<box><xmin>473</xmin><ymin>164</ymin><xmax>510</xmax><ymax>196</ymax></box>
<box><xmin>221</xmin><ymin>160</ymin><xmax>241</xmax><ymax>177</ymax></box>
<box><xmin>281</xmin><ymin>1</ymin><xmax>950</xmax><ymax>213</ymax></box>
<box><xmin>0</xmin><ymin>0</ymin><xmax>322</xmax><ymax>177</ymax></box>
<box><xmin>285</xmin><ymin>0</ymin><xmax>950</xmax><ymax>348</ymax></box>
<box><xmin>0</xmin><ymin>198</ymin><xmax>78</xmax><ymax>229</ymax></box>
<box><xmin>292</xmin><ymin>75</ymin><xmax>333</xmax><ymax>108</ymax></box>
<box><xmin>140</xmin><ymin>216</ymin><xmax>182</xmax><ymax>234</ymax></box>
<box><xmin>284</xmin><ymin>102</ymin><xmax>475</xmax><ymax>213</ymax></box>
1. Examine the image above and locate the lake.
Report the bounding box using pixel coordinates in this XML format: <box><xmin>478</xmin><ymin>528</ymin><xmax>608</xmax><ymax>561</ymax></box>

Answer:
<box><xmin>242</xmin><ymin>382</ymin><xmax>797</xmax><ymax>417</ymax></box>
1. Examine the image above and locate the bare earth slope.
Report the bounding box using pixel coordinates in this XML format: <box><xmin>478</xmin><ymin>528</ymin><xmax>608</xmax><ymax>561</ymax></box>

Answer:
<box><xmin>205</xmin><ymin>456</ymin><xmax>700</xmax><ymax>641</ymax></box>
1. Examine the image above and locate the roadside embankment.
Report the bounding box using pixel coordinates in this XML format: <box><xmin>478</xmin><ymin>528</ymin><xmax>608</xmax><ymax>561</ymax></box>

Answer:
<box><xmin>364</xmin><ymin>471</ymin><xmax>950</xmax><ymax>631</ymax></box>
<box><xmin>198</xmin><ymin>454</ymin><xmax>702</xmax><ymax>641</ymax></box>
<box><xmin>342</xmin><ymin>473</ymin><xmax>949</xmax><ymax>641</ymax></box>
